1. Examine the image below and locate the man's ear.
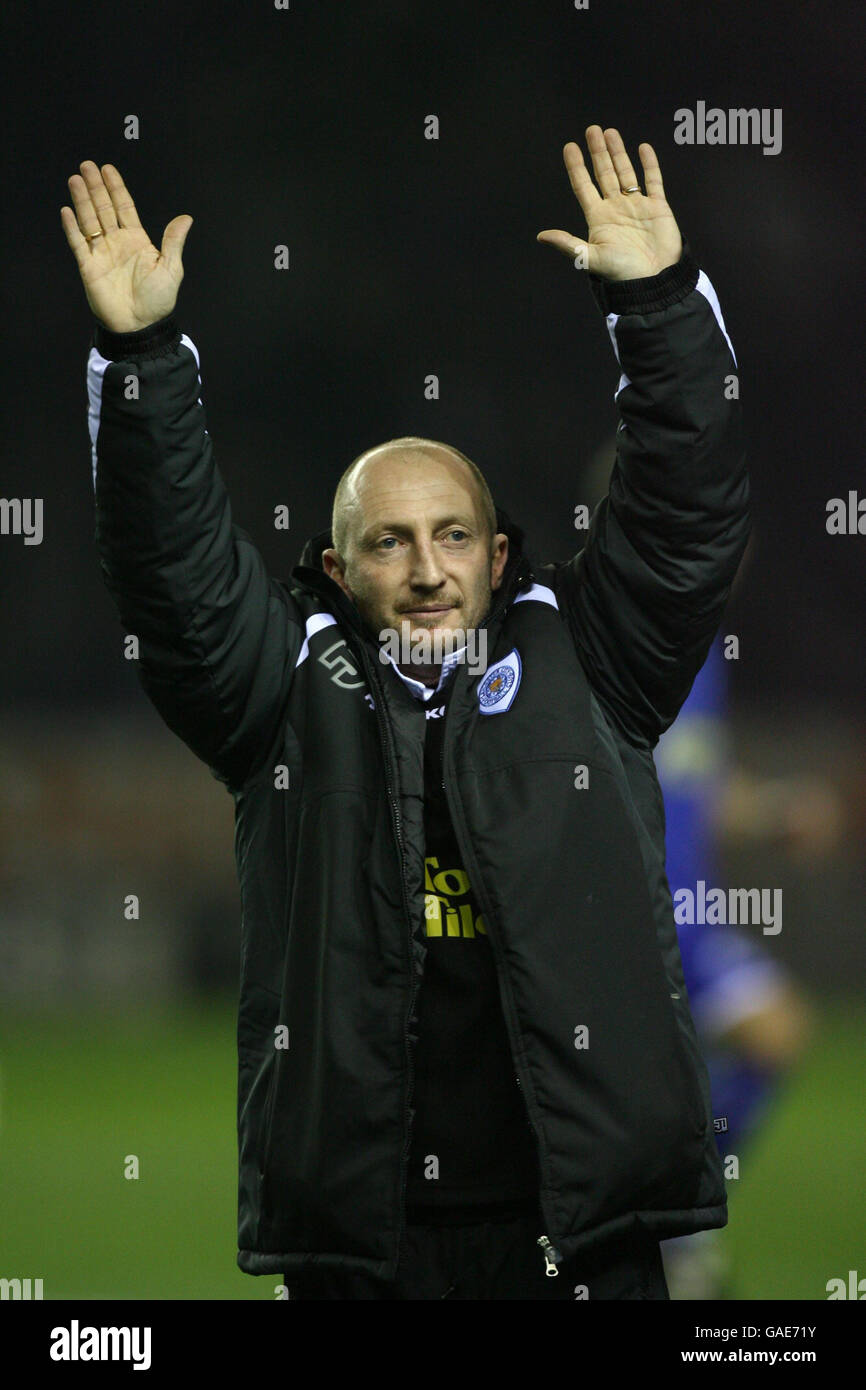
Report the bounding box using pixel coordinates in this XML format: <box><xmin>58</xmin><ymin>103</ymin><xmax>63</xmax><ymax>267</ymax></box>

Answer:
<box><xmin>490</xmin><ymin>533</ymin><xmax>509</xmax><ymax>590</ymax></box>
<box><xmin>321</xmin><ymin>547</ymin><xmax>353</xmax><ymax>599</ymax></box>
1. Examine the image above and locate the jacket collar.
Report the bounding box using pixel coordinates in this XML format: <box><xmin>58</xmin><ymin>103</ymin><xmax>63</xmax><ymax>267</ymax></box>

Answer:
<box><xmin>289</xmin><ymin>505</ymin><xmax>535</xmax><ymax>657</ymax></box>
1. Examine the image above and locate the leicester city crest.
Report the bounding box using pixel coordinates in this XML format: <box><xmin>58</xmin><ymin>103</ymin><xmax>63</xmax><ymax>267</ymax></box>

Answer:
<box><xmin>477</xmin><ymin>648</ymin><xmax>522</xmax><ymax>715</ymax></box>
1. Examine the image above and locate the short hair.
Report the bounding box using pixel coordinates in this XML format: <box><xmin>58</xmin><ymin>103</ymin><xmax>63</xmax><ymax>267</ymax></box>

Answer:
<box><xmin>330</xmin><ymin>436</ymin><xmax>497</xmax><ymax>558</ymax></box>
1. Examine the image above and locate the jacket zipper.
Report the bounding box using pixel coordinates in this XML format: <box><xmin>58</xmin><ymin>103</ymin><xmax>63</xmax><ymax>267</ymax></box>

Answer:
<box><xmin>442</xmin><ymin>744</ymin><xmax>559</xmax><ymax>1279</ymax></box>
<box><xmin>439</xmin><ymin>704</ymin><xmax>563</xmax><ymax>1279</ymax></box>
<box><xmin>362</xmin><ymin>649</ymin><xmax>420</xmax><ymax>1282</ymax></box>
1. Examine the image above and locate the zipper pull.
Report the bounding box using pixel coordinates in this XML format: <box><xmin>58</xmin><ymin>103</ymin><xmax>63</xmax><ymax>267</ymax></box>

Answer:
<box><xmin>537</xmin><ymin>1235</ymin><xmax>560</xmax><ymax>1277</ymax></box>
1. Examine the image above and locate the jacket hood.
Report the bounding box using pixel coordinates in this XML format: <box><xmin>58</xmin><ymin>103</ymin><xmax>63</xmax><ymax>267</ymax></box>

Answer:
<box><xmin>289</xmin><ymin>504</ymin><xmax>535</xmax><ymax>640</ymax></box>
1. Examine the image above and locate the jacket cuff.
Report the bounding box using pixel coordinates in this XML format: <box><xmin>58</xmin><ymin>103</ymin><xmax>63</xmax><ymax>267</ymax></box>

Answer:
<box><xmin>91</xmin><ymin>313</ymin><xmax>181</xmax><ymax>360</ymax></box>
<box><xmin>589</xmin><ymin>242</ymin><xmax>699</xmax><ymax>317</ymax></box>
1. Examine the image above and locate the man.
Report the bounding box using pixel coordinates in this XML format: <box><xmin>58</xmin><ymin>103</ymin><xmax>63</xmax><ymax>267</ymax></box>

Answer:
<box><xmin>62</xmin><ymin>126</ymin><xmax>749</xmax><ymax>1299</ymax></box>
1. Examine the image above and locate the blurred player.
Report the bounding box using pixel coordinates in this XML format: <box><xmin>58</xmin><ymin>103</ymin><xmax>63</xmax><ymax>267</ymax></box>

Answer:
<box><xmin>656</xmin><ymin>633</ymin><xmax>826</xmax><ymax>1298</ymax></box>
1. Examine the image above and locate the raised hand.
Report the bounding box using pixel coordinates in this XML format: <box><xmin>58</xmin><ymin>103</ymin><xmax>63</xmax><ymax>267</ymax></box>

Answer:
<box><xmin>61</xmin><ymin>162</ymin><xmax>193</xmax><ymax>333</ymax></box>
<box><xmin>537</xmin><ymin>126</ymin><xmax>682</xmax><ymax>281</ymax></box>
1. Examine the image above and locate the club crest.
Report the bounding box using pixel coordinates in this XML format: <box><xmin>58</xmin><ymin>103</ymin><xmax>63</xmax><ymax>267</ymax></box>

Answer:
<box><xmin>477</xmin><ymin>648</ymin><xmax>522</xmax><ymax>715</ymax></box>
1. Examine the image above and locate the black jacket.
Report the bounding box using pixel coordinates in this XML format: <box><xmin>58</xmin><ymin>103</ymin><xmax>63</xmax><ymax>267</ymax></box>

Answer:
<box><xmin>86</xmin><ymin>247</ymin><xmax>749</xmax><ymax>1281</ymax></box>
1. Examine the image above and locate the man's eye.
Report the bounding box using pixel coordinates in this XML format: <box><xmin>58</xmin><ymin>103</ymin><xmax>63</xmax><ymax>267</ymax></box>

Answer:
<box><xmin>376</xmin><ymin>531</ymin><xmax>467</xmax><ymax>548</ymax></box>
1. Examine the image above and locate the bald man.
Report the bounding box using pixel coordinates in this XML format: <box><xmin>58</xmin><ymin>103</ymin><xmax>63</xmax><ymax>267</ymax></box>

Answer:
<box><xmin>321</xmin><ymin>437</ymin><xmax>508</xmax><ymax>686</ymax></box>
<box><xmin>66</xmin><ymin>126</ymin><xmax>749</xmax><ymax>1299</ymax></box>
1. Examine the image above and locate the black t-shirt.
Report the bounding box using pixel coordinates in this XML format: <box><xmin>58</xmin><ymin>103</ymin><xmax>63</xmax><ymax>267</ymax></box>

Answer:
<box><xmin>404</xmin><ymin>676</ymin><xmax>540</xmax><ymax>1223</ymax></box>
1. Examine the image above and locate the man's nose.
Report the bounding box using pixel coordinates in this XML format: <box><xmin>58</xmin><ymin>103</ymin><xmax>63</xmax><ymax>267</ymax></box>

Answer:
<box><xmin>408</xmin><ymin>539</ymin><xmax>447</xmax><ymax>587</ymax></box>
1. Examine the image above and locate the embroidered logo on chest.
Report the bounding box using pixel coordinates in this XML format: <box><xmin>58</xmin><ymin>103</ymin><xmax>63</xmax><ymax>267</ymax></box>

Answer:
<box><xmin>477</xmin><ymin>648</ymin><xmax>522</xmax><ymax>715</ymax></box>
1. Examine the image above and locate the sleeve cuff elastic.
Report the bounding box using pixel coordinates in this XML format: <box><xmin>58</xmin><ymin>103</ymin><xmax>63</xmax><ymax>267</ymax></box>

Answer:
<box><xmin>588</xmin><ymin>242</ymin><xmax>700</xmax><ymax>317</ymax></box>
<box><xmin>91</xmin><ymin>313</ymin><xmax>181</xmax><ymax>360</ymax></box>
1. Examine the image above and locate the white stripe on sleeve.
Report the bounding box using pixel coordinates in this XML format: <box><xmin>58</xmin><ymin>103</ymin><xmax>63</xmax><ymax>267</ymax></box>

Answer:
<box><xmin>695</xmin><ymin>271</ymin><xmax>737</xmax><ymax>368</ymax></box>
<box><xmin>86</xmin><ymin>347</ymin><xmax>110</xmax><ymax>492</ymax></box>
<box><xmin>605</xmin><ymin>313</ymin><xmax>631</xmax><ymax>400</ymax></box>
<box><xmin>87</xmin><ymin>333</ymin><xmax>205</xmax><ymax>492</ymax></box>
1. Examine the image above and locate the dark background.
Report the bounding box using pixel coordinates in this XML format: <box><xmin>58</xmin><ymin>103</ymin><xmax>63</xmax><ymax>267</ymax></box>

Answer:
<box><xmin>2</xmin><ymin>0</ymin><xmax>863</xmax><ymax>718</ymax></box>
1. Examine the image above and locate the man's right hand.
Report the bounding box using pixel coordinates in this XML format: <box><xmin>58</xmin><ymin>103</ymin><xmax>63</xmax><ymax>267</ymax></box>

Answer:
<box><xmin>61</xmin><ymin>162</ymin><xmax>192</xmax><ymax>334</ymax></box>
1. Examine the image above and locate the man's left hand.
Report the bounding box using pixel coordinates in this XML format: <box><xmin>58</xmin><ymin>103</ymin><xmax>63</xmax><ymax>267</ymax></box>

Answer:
<box><xmin>537</xmin><ymin>126</ymin><xmax>683</xmax><ymax>281</ymax></box>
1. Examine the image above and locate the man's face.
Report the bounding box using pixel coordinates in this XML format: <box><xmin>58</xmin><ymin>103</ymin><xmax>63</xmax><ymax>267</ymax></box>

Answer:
<box><xmin>321</xmin><ymin>448</ymin><xmax>509</xmax><ymax>658</ymax></box>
